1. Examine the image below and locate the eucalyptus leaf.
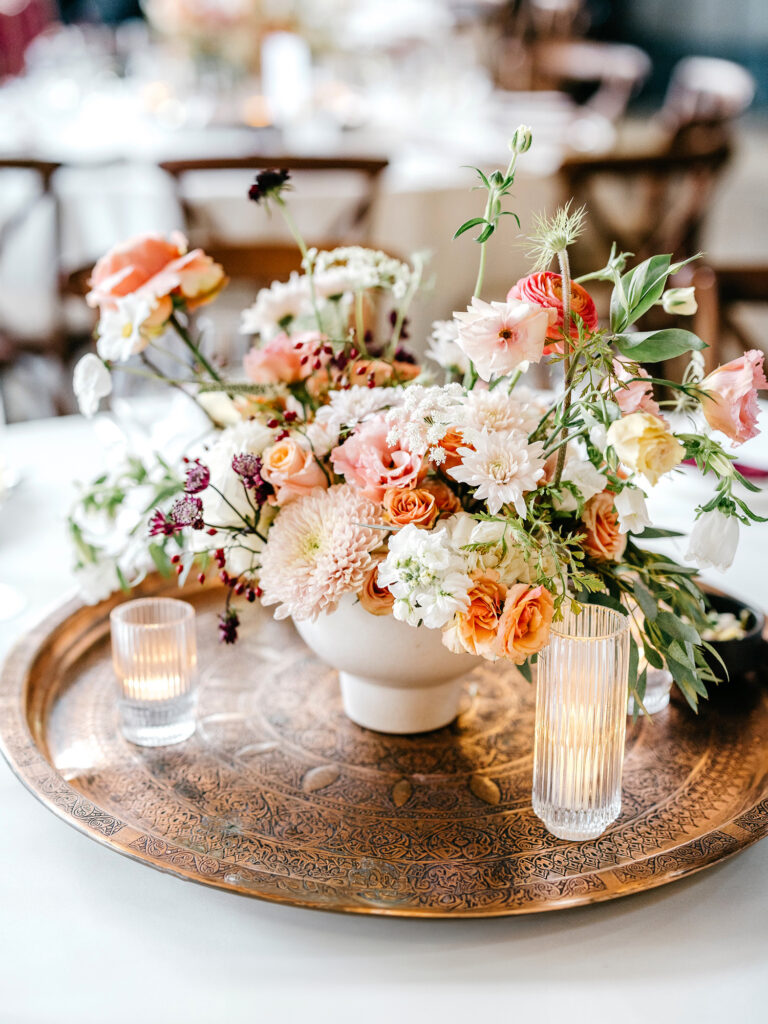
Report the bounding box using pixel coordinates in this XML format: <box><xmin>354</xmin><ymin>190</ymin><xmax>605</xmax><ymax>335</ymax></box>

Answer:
<box><xmin>632</xmin><ymin>578</ymin><xmax>658</xmax><ymax>621</ymax></box>
<box><xmin>656</xmin><ymin>610</ymin><xmax>700</xmax><ymax>645</ymax></box>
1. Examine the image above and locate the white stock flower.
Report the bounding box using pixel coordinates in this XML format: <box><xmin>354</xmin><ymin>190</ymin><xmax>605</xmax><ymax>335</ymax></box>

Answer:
<box><xmin>448</xmin><ymin>428</ymin><xmax>545</xmax><ymax>516</ymax></box>
<box><xmin>556</xmin><ymin>455</ymin><xmax>607</xmax><ymax>512</ymax></box>
<box><xmin>426</xmin><ymin>320</ymin><xmax>470</xmax><ymax>374</ymax></box>
<box><xmin>685</xmin><ymin>509</ymin><xmax>739</xmax><ymax>572</ymax></box>
<box><xmin>96</xmin><ymin>294</ymin><xmax>153</xmax><ymax>363</ymax></box>
<box><xmin>240</xmin><ymin>272</ymin><xmax>310</xmax><ymax>338</ymax></box>
<box><xmin>614</xmin><ymin>486</ymin><xmax>652</xmax><ymax>534</ymax></box>
<box><xmin>378</xmin><ymin>524</ymin><xmax>473</xmax><ymax>629</ymax></box>
<box><xmin>385</xmin><ymin>383</ymin><xmax>464</xmax><ymax>457</ymax></box>
<box><xmin>73</xmin><ymin>354</ymin><xmax>112</xmax><ymax>418</ymax></box>
<box><xmin>661</xmin><ymin>287</ymin><xmax>697</xmax><ymax>316</ymax></box>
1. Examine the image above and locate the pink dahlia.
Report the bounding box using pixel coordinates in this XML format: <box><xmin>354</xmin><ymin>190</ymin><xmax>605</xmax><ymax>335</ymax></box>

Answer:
<box><xmin>259</xmin><ymin>485</ymin><xmax>384</xmax><ymax>621</ymax></box>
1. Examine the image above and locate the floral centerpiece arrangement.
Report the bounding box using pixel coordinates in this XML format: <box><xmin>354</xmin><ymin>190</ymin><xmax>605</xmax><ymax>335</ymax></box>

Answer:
<box><xmin>72</xmin><ymin>130</ymin><xmax>766</xmax><ymax>724</ymax></box>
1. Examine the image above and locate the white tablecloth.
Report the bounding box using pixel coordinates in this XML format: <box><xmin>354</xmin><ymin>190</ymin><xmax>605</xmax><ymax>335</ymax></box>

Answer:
<box><xmin>1</xmin><ymin>414</ymin><xmax>767</xmax><ymax>1024</ymax></box>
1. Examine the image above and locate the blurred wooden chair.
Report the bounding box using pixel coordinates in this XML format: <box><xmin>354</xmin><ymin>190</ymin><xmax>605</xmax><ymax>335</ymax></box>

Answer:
<box><xmin>686</xmin><ymin>264</ymin><xmax>768</xmax><ymax>373</ymax></box>
<box><xmin>531</xmin><ymin>39</ymin><xmax>650</xmax><ymax>122</ymax></box>
<box><xmin>660</xmin><ymin>57</ymin><xmax>756</xmax><ymax>153</ymax></box>
<box><xmin>559</xmin><ymin>139</ymin><xmax>732</xmax><ymax>272</ymax></box>
<box><xmin>157</xmin><ymin>154</ymin><xmax>389</xmax><ymax>289</ymax></box>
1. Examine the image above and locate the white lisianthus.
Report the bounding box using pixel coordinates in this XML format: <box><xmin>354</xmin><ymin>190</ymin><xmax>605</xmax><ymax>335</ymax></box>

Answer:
<box><xmin>377</xmin><ymin>524</ymin><xmax>473</xmax><ymax>629</ymax></box>
<box><xmin>73</xmin><ymin>354</ymin><xmax>112</xmax><ymax>418</ymax></box>
<box><xmin>444</xmin><ymin>512</ymin><xmax>529</xmax><ymax>579</ymax></box>
<box><xmin>556</xmin><ymin>455</ymin><xmax>606</xmax><ymax>512</ymax></box>
<box><xmin>685</xmin><ymin>509</ymin><xmax>739</xmax><ymax>572</ymax></box>
<box><xmin>96</xmin><ymin>294</ymin><xmax>153</xmax><ymax>363</ymax></box>
<box><xmin>614</xmin><ymin>486</ymin><xmax>652</xmax><ymax>534</ymax></box>
<box><xmin>661</xmin><ymin>287</ymin><xmax>697</xmax><ymax>316</ymax></box>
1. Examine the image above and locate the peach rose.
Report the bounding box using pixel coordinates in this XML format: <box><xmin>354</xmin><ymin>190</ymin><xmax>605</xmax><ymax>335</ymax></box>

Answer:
<box><xmin>261</xmin><ymin>437</ymin><xmax>328</xmax><ymax>505</ymax></box>
<box><xmin>507</xmin><ymin>271</ymin><xmax>598</xmax><ymax>354</ymax></box>
<box><xmin>330</xmin><ymin>416</ymin><xmax>424</xmax><ymax>502</ymax></box>
<box><xmin>700</xmin><ymin>350</ymin><xmax>768</xmax><ymax>445</ymax></box>
<box><xmin>87</xmin><ymin>232</ymin><xmax>225</xmax><ymax>324</ymax></box>
<box><xmin>433</xmin><ymin>427</ymin><xmax>470</xmax><ymax>472</ymax></box>
<box><xmin>244</xmin><ymin>333</ymin><xmax>303</xmax><ymax>385</ymax></box>
<box><xmin>420</xmin><ymin>478</ymin><xmax>462</xmax><ymax>516</ymax></box>
<box><xmin>358</xmin><ymin>557</ymin><xmax>395</xmax><ymax>616</ymax></box>
<box><xmin>581</xmin><ymin>491</ymin><xmax>627</xmax><ymax>561</ymax></box>
<box><xmin>494</xmin><ymin>584</ymin><xmax>555</xmax><ymax>665</ymax></box>
<box><xmin>382</xmin><ymin>487</ymin><xmax>439</xmax><ymax>529</ymax></box>
<box><xmin>443</xmin><ymin>573</ymin><xmax>507</xmax><ymax>658</ymax></box>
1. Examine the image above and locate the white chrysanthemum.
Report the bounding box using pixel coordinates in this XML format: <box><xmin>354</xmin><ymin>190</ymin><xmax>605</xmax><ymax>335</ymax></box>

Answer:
<box><xmin>385</xmin><ymin>383</ymin><xmax>465</xmax><ymax>458</ymax></box>
<box><xmin>460</xmin><ymin>387</ymin><xmax>540</xmax><ymax>436</ymax></box>
<box><xmin>260</xmin><ymin>485</ymin><xmax>383</xmax><ymax>621</ymax></box>
<box><xmin>240</xmin><ymin>273</ymin><xmax>310</xmax><ymax>338</ymax></box>
<box><xmin>73</xmin><ymin>354</ymin><xmax>112</xmax><ymax>418</ymax></box>
<box><xmin>448</xmin><ymin>428</ymin><xmax>545</xmax><ymax>516</ymax></box>
<box><xmin>426</xmin><ymin>320</ymin><xmax>470</xmax><ymax>374</ymax></box>
<box><xmin>96</xmin><ymin>294</ymin><xmax>154</xmax><ymax>363</ymax></box>
<box><xmin>377</xmin><ymin>524</ymin><xmax>473</xmax><ymax>629</ymax></box>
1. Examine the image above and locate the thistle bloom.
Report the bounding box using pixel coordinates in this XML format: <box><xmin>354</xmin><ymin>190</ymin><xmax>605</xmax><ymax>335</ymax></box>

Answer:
<box><xmin>453</xmin><ymin>297</ymin><xmax>554</xmax><ymax>381</ymax></box>
<box><xmin>700</xmin><ymin>350</ymin><xmax>768</xmax><ymax>445</ymax></box>
<box><xmin>448</xmin><ymin>428</ymin><xmax>545</xmax><ymax>516</ymax></box>
<box><xmin>259</xmin><ymin>486</ymin><xmax>383</xmax><ymax>621</ymax></box>
<box><xmin>685</xmin><ymin>508</ymin><xmax>739</xmax><ymax>572</ymax></box>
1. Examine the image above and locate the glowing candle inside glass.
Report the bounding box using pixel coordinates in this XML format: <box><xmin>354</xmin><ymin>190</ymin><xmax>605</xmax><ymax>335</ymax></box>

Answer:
<box><xmin>110</xmin><ymin>598</ymin><xmax>198</xmax><ymax>747</ymax></box>
<box><xmin>532</xmin><ymin>604</ymin><xmax>630</xmax><ymax>841</ymax></box>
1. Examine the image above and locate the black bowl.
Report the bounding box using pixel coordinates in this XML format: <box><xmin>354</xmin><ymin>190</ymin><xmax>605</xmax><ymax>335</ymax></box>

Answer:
<box><xmin>703</xmin><ymin>592</ymin><xmax>765</xmax><ymax>686</ymax></box>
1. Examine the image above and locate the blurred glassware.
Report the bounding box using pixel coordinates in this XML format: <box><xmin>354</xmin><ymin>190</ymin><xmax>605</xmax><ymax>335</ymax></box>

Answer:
<box><xmin>0</xmin><ymin>389</ymin><xmax>25</xmax><ymax>623</ymax></box>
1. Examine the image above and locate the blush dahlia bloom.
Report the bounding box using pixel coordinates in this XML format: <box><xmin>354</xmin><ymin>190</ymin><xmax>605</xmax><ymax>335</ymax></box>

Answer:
<box><xmin>259</xmin><ymin>485</ymin><xmax>383</xmax><ymax>621</ymax></box>
<box><xmin>700</xmin><ymin>350</ymin><xmax>768</xmax><ymax>445</ymax></box>
<box><xmin>452</xmin><ymin>297</ymin><xmax>555</xmax><ymax>381</ymax></box>
<box><xmin>448</xmin><ymin>428</ymin><xmax>546</xmax><ymax>516</ymax></box>
<box><xmin>330</xmin><ymin>416</ymin><xmax>424</xmax><ymax>502</ymax></box>
<box><xmin>507</xmin><ymin>271</ymin><xmax>598</xmax><ymax>352</ymax></box>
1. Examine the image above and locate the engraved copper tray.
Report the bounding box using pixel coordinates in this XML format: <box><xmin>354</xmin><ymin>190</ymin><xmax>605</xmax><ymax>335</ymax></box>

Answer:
<box><xmin>2</xmin><ymin>576</ymin><xmax>768</xmax><ymax>918</ymax></box>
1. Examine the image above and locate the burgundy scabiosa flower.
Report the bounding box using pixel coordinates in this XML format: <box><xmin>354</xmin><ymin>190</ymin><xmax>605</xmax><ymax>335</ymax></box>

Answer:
<box><xmin>248</xmin><ymin>168</ymin><xmax>290</xmax><ymax>205</ymax></box>
<box><xmin>218</xmin><ymin>608</ymin><xmax>240</xmax><ymax>644</ymax></box>
<box><xmin>232</xmin><ymin>452</ymin><xmax>272</xmax><ymax>505</ymax></box>
<box><xmin>148</xmin><ymin>496</ymin><xmax>204</xmax><ymax>536</ymax></box>
<box><xmin>184</xmin><ymin>459</ymin><xmax>210</xmax><ymax>494</ymax></box>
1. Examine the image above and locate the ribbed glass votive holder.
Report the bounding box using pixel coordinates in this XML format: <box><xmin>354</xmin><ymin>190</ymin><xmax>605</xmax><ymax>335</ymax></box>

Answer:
<box><xmin>532</xmin><ymin>604</ymin><xmax>630</xmax><ymax>841</ymax></box>
<box><xmin>110</xmin><ymin>598</ymin><xmax>198</xmax><ymax>747</ymax></box>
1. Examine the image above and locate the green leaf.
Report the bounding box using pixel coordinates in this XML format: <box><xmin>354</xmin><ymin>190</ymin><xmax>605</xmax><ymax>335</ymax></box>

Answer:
<box><xmin>656</xmin><ymin>610</ymin><xmax>700</xmax><ymax>645</ymax></box>
<box><xmin>115</xmin><ymin>565</ymin><xmax>130</xmax><ymax>594</ymax></box>
<box><xmin>628</xmin><ymin>635</ymin><xmax>639</xmax><ymax>689</ymax></box>
<box><xmin>453</xmin><ymin>217</ymin><xmax>487</xmax><ymax>240</ymax></box>
<box><xmin>610</xmin><ymin>254</ymin><xmax>671</xmax><ymax>333</ymax></box>
<box><xmin>642</xmin><ymin>638</ymin><xmax>664</xmax><ymax>669</ymax></box>
<box><xmin>476</xmin><ymin>223</ymin><xmax>495</xmax><ymax>244</ymax></box>
<box><xmin>633</xmin><ymin>527</ymin><xmax>684</xmax><ymax>539</ymax></box>
<box><xmin>585</xmin><ymin>591</ymin><xmax>627</xmax><ymax>615</ymax></box>
<box><xmin>518</xmin><ymin>660</ymin><xmax>533</xmax><ymax>683</ymax></box>
<box><xmin>148</xmin><ymin>542</ymin><xmax>173</xmax><ymax>579</ymax></box>
<box><xmin>614</xmin><ymin>328</ymin><xmax>705</xmax><ymax>363</ymax></box>
<box><xmin>632</xmin><ymin>578</ymin><xmax>658</xmax><ymax>621</ymax></box>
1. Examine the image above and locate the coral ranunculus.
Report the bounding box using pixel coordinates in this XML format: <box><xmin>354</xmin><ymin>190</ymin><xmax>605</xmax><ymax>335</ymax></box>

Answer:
<box><xmin>508</xmin><ymin>271</ymin><xmax>598</xmax><ymax>352</ymax></box>
<box><xmin>581</xmin><ymin>491</ymin><xmax>627</xmax><ymax>561</ymax></box>
<box><xmin>493</xmin><ymin>583</ymin><xmax>554</xmax><ymax>665</ymax></box>
<box><xmin>700</xmin><ymin>350</ymin><xmax>768</xmax><ymax>445</ymax></box>
<box><xmin>87</xmin><ymin>232</ymin><xmax>226</xmax><ymax>325</ymax></box>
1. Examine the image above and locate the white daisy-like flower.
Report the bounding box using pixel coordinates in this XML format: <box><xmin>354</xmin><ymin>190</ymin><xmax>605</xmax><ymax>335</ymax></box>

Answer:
<box><xmin>426</xmin><ymin>320</ymin><xmax>470</xmax><ymax>374</ymax></box>
<box><xmin>240</xmin><ymin>272</ymin><xmax>310</xmax><ymax>338</ymax></box>
<box><xmin>96</xmin><ymin>294</ymin><xmax>154</xmax><ymax>363</ymax></box>
<box><xmin>73</xmin><ymin>354</ymin><xmax>112</xmax><ymax>418</ymax></box>
<box><xmin>378</xmin><ymin>523</ymin><xmax>473</xmax><ymax>629</ymax></box>
<box><xmin>312</xmin><ymin>246</ymin><xmax>415</xmax><ymax>299</ymax></box>
<box><xmin>260</xmin><ymin>485</ymin><xmax>384</xmax><ymax>621</ymax></box>
<box><xmin>448</xmin><ymin>428</ymin><xmax>545</xmax><ymax>516</ymax></box>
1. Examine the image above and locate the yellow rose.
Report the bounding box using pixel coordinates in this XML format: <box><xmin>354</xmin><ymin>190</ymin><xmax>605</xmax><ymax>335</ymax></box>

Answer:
<box><xmin>607</xmin><ymin>412</ymin><xmax>684</xmax><ymax>485</ymax></box>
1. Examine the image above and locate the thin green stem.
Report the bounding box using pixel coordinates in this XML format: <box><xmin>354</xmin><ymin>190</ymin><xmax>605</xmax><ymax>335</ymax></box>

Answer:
<box><xmin>170</xmin><ymin>314</ymin><xmax>222</xmax><ymax>382</ymax></box>
<box><xmin>473</xmin><ymin>153</ymin><xmax>518</xmax><ymax>298</ymax></box>
<box><xmin>354</xmin><ymin>291</ymin><xmax>368</xmax><ymax>356</ymax></box>
<box><xmin>553</xmin><ymin>248</ymin><xmax>573</xmax><ymax>487</ymax></box>
<box><xmin>139</xmin><ymin>353</ymin><xmax>216</xmax><ymax>426</ymax></box>
<box><xmin>276</xmin><ymin>197</ymin><xmax>325</xmax><ymax>335</ymax></box>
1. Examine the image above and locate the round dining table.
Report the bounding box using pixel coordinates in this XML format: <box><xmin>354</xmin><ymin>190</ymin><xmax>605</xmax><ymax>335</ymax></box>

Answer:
<box><xmin>1</xmin><ymin>410</ymin><xmax>767</xmax><ymax>1023</ymax></box>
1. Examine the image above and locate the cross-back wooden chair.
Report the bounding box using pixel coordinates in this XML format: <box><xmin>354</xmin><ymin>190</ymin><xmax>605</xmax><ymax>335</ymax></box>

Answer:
<box><xmin>559</xmin><ymin>140</ymin><xmax>733</xmax><ymax>273</ymax></box>
<box><xmin>157</xmin><ymin>154</ymin><xmax>389</xmax><ymax>290</ymax></box>
<box><xmin>661</xmin><ymin>57</ymin><xmax>756</xmax><ymax>153</ymax></box>
<box><xmin>683</xmin><ymin>264</ymin><xmax>768</xmax><ymax>373</ymax></box>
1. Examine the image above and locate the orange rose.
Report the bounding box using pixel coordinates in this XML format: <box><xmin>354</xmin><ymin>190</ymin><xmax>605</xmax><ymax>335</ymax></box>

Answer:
<box><xmin>420</xmin><ymin>478</ymin><xmax>462</xmax><ymax>516</ymax></box>
<box><xmin>494</xmin><ymin>584</ymin><xmax>554</xmax><ymax>665</ymax></box>
<box><xmin>582</xmin><ymin>491</ymin><xmax>627</xmax><ymax>561</ymax></box>
<box><xmin>358</xmin><ymin>557</ymin><xmax>394</xmax><ymax>616</ymax></box>
<box><xmin>433</xmin><ymin>427</ymin><xmax>470</xmax><ymax>472</ymax></box>
<box><xmin>382</xmin><ymin>487</ymin><xmax>439</xmax><ymax>529</ymax></box>
<box><xmin>443</xmin><ymin>573</ymin><xmax>507</xmax><ymax>657</ymax></box>
<box><xmin>261</xmin><ymin>438</ymin><xmax>328</xmax><ymax>505</ymax></box>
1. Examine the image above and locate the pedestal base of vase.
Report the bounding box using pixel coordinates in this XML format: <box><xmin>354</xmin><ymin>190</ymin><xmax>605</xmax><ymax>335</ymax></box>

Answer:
<box><xmin>339</xmin><ymin>670</ymin><xmax>465</xmax><ymax>734</ymax></box>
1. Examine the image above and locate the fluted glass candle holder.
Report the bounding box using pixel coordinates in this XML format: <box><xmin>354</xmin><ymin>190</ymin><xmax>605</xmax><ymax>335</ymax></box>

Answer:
<box><xmin>532</xmin><ymin>604</ymin><xmax>630</xmax><ymax>841</ymax></box>
<box><xmin>110</xmin><ymin>598</ymin><xmax>198</xmax><ymax>747</ymax></box>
